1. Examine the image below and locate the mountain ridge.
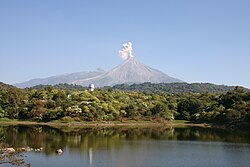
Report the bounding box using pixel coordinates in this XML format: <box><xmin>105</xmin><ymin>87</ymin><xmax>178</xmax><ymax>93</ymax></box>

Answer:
<box><xmin>14</xmin><ymin>57</ymin><xmax>182</xmax><ymax>88</ymax></box>
<box><xmin>14</xmin><ymin>69</ymin><xmax>105</xmax><ymax>88</ymax></box>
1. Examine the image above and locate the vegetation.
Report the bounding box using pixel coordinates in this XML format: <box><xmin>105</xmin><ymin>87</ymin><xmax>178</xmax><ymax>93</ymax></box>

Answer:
<box><xmin>27</xmin><ymin>83</ymin><xmax>86</xmax><ymax>91</ymax></box>
<box><xmin>112</xmin><ymin>82</ymin><xmax>244</xmax><ymax>93</ymax></box>
<box><xmin>29</xmin><ymin>82</ymin><xmax>244</xmax><ymax>93</ymax></box>
<box><xmin>0</xmin><ymin>82</ymin><xmax>250</xmax><ymax>129</ymax></box>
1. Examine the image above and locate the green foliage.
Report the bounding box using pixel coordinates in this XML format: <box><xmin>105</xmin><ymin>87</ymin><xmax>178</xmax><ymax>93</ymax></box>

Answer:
<box><xmin>0</xmin><ymin>82</ymin><xmax>250</xmax><ymax>128</ymax></box>
<box><xmin>151</xmin><ymin>102</ymin><xmax>166</xmax><ymax>115</ymax></box>
<box><xmin>177</xmin><ymin>97</ymin><xmax>202</xmax><ymax>120</ymax></box>
<box><xmin>0</xmin><ymin>82</ymin><xmax>27</xmax><ymax>119</ymax></box>
<box><xmin>181</xmin><ymin>111</ymin><xmax>191</xmax><ymax>120</ymax></box>
<box><xmin>28</xmin><ymin>83</ymin><xmax>86</xmax><ymax>91</ymax></box>
<box><xmin>113</xmin><ymin>82</ymin><xmax>245</xmax><ymax>93</ymax></box>
<box><xmin>0</xmin><ymin>106</ymin><xmax>5</xmax><ymax>118</ymax></box>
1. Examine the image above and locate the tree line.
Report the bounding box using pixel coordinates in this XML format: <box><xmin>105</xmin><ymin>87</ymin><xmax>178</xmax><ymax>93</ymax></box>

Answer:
<box><xmin>112</xmin><ymin>82</ymin><xmax>241</xmax><ymax>93</ymax></box>
<box><xmin>0</xmin><ymin>82</ymin><xmax>249</xmax><ymax>128</ymax></box>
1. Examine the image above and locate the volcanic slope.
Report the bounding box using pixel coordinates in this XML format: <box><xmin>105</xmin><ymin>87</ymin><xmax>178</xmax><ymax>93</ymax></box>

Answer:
<box><xmin>73</xmin><ymin>57</ymin><xmax>182</xmax><ymax>87</ymax></box>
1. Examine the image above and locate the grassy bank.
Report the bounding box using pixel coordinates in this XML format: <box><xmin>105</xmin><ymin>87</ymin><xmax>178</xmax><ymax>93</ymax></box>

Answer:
<box><xmin>0</xmin><ymin>118</ymin><xmax>210</xmax><ymax>128</ymax></box>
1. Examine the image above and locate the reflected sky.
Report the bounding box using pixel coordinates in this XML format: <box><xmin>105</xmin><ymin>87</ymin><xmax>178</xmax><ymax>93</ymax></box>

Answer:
<box><xmin>1</xmin><ymin>125</ymin><xmax>250</xmax><ymax>167</ymax></box>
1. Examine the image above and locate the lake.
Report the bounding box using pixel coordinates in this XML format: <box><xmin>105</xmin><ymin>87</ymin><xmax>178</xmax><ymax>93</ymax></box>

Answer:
<box><xmin>0</xmin><ymin>125</ymin><xmax>250</xmax><ymax>167</ymax></box>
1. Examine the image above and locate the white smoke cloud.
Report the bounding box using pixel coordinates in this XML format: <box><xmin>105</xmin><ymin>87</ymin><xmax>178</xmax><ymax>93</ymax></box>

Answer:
<box><xmin>118</xmin><ymin>42</ymin><xmax>134</xmax><ymax>60</ymax></box>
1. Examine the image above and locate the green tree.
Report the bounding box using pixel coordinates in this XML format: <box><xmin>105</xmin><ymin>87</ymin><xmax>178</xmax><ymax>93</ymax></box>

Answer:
<box><xmin>177</xmin><ymin>98</ymin><xmax>203</xmax><ymax>120</ymax></box>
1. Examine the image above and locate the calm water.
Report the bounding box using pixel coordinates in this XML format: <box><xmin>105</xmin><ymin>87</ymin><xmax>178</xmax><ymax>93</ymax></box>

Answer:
<box><xmin>1</xmin><ymin>125</ymin><xmax>250</xmax><ymax>167</ymax></box>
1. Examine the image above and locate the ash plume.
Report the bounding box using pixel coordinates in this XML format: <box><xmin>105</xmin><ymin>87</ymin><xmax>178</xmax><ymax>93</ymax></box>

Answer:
<box><xmin>118</xmin><ymin>42</ymin><xmax>134</xmax><ymax>60</ymax></box>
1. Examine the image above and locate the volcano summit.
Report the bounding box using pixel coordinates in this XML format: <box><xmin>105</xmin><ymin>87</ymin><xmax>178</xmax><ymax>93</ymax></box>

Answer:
<box><xmin>15</xmin><ymin>42</ymin><xmax>182</xmax><ymax>88</ymax></box>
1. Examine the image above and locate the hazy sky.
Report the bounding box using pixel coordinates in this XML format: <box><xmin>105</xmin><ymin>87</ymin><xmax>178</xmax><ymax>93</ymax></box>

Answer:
<box><xmin>0</xmin><ymin>0</ymin><xmax>250</xmax><ymax>88</ymax></box>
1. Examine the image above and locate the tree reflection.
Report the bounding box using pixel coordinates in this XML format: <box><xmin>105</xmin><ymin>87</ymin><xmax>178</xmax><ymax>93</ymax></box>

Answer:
<box><xmin>0</xmin><ymin>125</ymin><xmax>249</xmax><ymax>156</ymax></box>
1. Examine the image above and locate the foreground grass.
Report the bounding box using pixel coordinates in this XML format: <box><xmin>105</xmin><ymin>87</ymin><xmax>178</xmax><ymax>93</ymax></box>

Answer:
<box><xmin>0</xmin><ymin>117</ymin><xmax>165</xmax><ymax>126</ymax></box>
<box><xmin>0</xmin><ymin>118</ymin><xmax>18</xmax><ymax>122</ymax></box>
<box><xmin>50</xmin><ymin>119</ymin><xmax>164</xmax><ymax>125</ymax></box>
<box><xmin>0</xmin><ymin>117</ymin><xmax>210</xmax><ymax>128</ymax></box>
<box><xmin>172</xmin><ymin>120</ymin><xmax>190</xmax><ymax>124</ymax></box>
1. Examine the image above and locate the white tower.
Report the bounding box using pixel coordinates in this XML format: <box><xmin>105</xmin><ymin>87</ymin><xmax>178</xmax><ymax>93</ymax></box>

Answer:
<box><xmin>88</xmin><ymin>84</ymin><xmax>95</xmax><ymax>92</ymax></box>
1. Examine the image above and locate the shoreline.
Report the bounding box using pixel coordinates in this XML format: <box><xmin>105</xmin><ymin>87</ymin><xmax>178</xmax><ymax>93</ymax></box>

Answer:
<box><xmin>0</xmin><ymin>120</ymin><xmax>211</xmax><ymax>128</ymax></box>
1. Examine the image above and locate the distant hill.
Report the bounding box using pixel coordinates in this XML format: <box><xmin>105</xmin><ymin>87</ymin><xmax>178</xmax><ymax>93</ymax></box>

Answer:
<box><xmin>0</xmin><ymin>82</ymin><xmax>22</xmax><ymax>91</ymax></box>
<box><xmin>112</xmin><ymin>82</ymin><xmax>247</xmax><ymax>93</ymax></box>
<box><xmin>27</xmin><ymin>83</ymin><xmax>87</xmax><ymax>91</ymax></box>
<box><xmin>0</xmin><ymin>82</ymin><xmax>25</xmax><ymax>100</ymax></box>
<box><xmin>14</xmin><ymin>69</ymin><xmax>105</xmax><ymax>88</ymax></box>
<box><xmin>0</xmin><ymin>82</ymin><xmax>26</xmax><ymax>117</ymax></box>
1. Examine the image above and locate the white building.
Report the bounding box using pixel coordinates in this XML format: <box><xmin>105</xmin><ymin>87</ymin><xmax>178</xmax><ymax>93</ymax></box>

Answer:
<box><xmin>88</xmin><ymin>84</ymin><xmax>95</xmax><ymax>92</ymax></box>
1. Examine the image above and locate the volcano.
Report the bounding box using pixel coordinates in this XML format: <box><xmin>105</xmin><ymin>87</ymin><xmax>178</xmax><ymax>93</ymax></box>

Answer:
<box><xmin>15</xmin><ymin>42</ymin><xmax>182</xmax><ymax>88</ymax></box>
<box><xmin>14</xmin><ymin>57</ymin><xmax>182</xmax><ymax>88</ymax></box>
<box><xmin>73</xmin><ymin>57</ymin><xmax>182</xmax><ymax>87</ymax></box>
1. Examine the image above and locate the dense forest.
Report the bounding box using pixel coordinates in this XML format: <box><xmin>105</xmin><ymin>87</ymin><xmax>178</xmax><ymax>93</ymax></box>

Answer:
<box><xmin>29</xmin><ymin>82</ymin><xmax>241</xmax><ymax>93</ymax></box>
<box><xmin>112</xmin><ymin>82</ymin><xmax>241</xmax><ymax>93</ymax></box>
<box><xmin>0</xmin><ymin>82</ymin><xmax>250</xmax><ymax>129</ymax></box>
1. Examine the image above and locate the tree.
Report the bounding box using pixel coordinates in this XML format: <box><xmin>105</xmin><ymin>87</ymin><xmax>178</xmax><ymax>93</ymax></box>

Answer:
<box><xmin>151</xmin><ymin>102</ymin><xmax>173</xmax><ymax>120</ymax></box>
<box><xmin>151</xmin><ymin>102</ymin><xmax>167</xmax><ymax>116</ymax></box>
<box><xmin>177</xmin><ymin>98</ymin><xmax>203</xmax><ymax>120</ymax></box>
<box><xmin>0</xmin><ymin>106</ymin><xmax>5</xmax><ymax>118</ymax></box>
<box><xmin>226</xmin><ymin>109</ymin><xmax>242</xmax><ymax>122</ymax></box>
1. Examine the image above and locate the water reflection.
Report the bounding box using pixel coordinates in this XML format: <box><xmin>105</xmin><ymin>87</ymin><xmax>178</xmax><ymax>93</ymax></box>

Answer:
<box><xmin>89</xmin><ymin>148</ymin><xmax>92</xmax><ymax>167</ymax></box>
<box><xmin>1</xmin><ymin>125</ymin><xmax>250</xmax><ymax>167</ymax></box>
<box><xmin>0</xmin><ymin>125</ymin><xmax>250</xmax><ymax>155</ymax></box>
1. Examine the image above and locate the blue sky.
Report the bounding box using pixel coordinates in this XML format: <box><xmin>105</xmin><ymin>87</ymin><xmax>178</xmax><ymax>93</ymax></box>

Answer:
<box><xmin>0</xmin><ymin>0</ymin><xmax>250</xmax><ymax>88</ymax></box>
